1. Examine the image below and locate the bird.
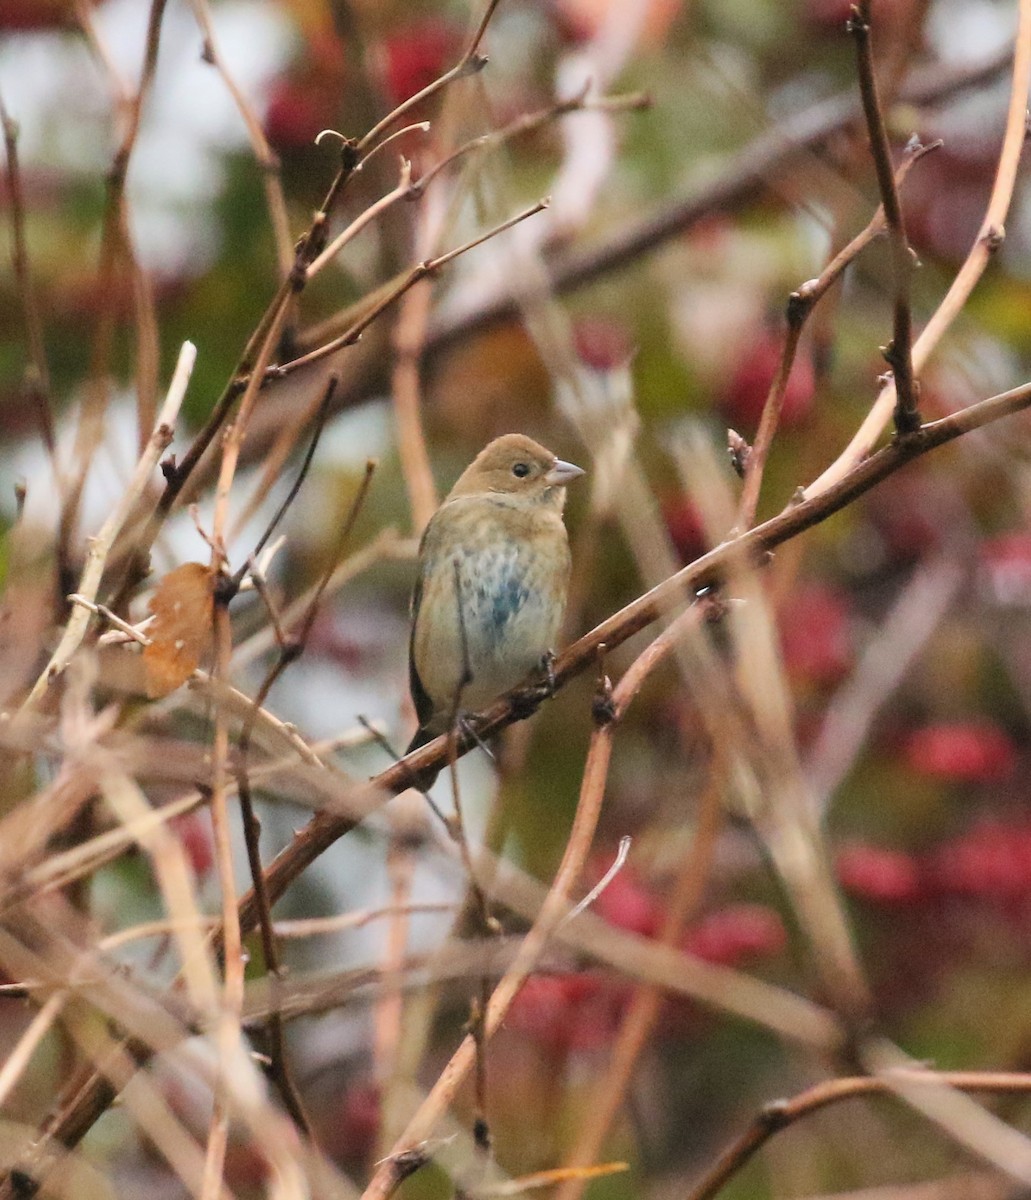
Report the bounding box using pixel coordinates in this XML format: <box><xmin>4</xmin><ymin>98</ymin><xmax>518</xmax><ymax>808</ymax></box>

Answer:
<box><xmin>405</xmin><ymin>434</ymin><xmax>584</xmax><ymax>787</ymax></box>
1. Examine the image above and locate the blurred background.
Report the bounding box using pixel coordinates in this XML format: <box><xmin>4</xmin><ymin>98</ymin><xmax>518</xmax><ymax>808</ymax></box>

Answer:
<box><xmin>3</xmin><ymin>0</ymin><xmax>1031</xmax><ymax>1197</ymax></box>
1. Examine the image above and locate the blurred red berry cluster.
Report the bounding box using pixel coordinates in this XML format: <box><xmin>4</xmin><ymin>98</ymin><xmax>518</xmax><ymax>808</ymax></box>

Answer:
<box><xmin>839</xmin><ymin>818</ymin><xmax>1031</xmax><ymax>910</ymax></box>
<box><xmin>506</xmin><ymin>865</ymin><xmax>786</xmax><ymax>1054</ymax></box>
<box><xmin>903</xmin><ymin>721</ymin><xmax>1017</xmax><ymax>784</ymax></box>
<box><xmin>717</xmin><ymin>330</ymin><xmax>816</xmax><ymax>435</ymax></box>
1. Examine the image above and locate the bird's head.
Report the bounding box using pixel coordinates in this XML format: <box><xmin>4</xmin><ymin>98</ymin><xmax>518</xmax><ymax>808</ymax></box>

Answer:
<box><xmin>448</xmin><ymin>434</ymin><xmax>584</xmax><ymax>508</ymax></box>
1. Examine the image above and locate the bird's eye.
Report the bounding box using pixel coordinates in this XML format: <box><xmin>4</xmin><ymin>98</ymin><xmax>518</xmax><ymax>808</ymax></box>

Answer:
<box><xmin>511</xmin><ymin>462</ymin><xmax>531</xmax><ymax>478</ymax></box>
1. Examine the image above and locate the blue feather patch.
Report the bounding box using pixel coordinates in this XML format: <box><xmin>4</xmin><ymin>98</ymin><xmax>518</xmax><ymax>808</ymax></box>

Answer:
<box><xmin>487</xmin><ymin>568</ymin><xmax>529</xmax><ymax>642</ymax></box>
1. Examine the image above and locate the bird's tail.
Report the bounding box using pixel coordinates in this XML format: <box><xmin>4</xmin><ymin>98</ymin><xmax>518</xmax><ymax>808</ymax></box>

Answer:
<box><xmin>403</xmin><ymin>725</ymin><xmax>440</xmax><ymax>791</ymax></box>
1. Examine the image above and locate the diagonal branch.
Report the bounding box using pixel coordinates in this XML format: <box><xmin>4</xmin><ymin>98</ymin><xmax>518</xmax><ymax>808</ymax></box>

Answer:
<box><xmin>7</xmin><ymin>375</ymin><xmax>1031</xmax><ymax>1196</ymax></box>
<box><xmin>850</xmin><ymin>0</ymin><xmax>920</xmax><ymax>433</ymax></box>
<box><xmin>807</xmin><ymin>0</ymin><xmax>1031</xmax><ymax>496</ymax></box>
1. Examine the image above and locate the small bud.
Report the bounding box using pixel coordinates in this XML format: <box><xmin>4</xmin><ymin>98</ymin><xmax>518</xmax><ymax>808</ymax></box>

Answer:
<box><xmin>727</xmin><ymin>428</ymin><xmax>751</xmax><ymax>478</ymax></box>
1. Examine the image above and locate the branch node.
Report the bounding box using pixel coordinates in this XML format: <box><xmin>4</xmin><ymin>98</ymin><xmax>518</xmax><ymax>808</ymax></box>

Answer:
<box><xmin>984</xmin><ymin>224</ymin><xmax>1006</xmax><ymax>252</ymax></box>
<box><xmin>9</xmin><ymin>1169</ymin><xmax>38</xmax><ymax>1198</ymax></box>
<box><xmin>388</xmin><ymin>1147</ymin><xmax>430</xmax><ymax>1186</ymax></box>
<box><xmin>281</xmin><ymin>639</ymin><xmax>303</xmax><ymax>666</ymax></box>
<box><xmin>758</xmin><ymin>1099</ymin><xmax>792</xmax><ymax>1132</ymax></box>
<box><xmin>727</xmin><ymin>428</ymin><xmax>752</xmax><ymax>478</ymax></box>
<box><xmin>893</xmin><ymin>385</ymin><xmax>923</xmax><ymax>434</ymax></box>
<box><xmin>473</xmin><ymin>1116</ymin><xmax>492</xmax><ymax>1151</ymax></box>
<box><xmin>288</xmin><ymin>259</ymin><xmax>308</xmax><ymax>293</ymax></box>
<box><xmin>213</xmin><ymin>569</ymin><xmax>238</xmax><ymax>608</ymax></box>
<box><xmin>592</xmin><ymin>672</ymin><xmax>616</xmax><ymax>727</ymax></box>
<box><xmin>460</xmin><ymin>53</ymin><xmax>489</xmax><ymax>78</ymax></box>
<box><xmin>786</xmin><ymin>289</ymin><xmax>812</xmax><ymax>328</ymax></box>
<box><xmin>845</xmin><ymin>8</ymin><xmax>868</xmax><ymax>37</ymax></box>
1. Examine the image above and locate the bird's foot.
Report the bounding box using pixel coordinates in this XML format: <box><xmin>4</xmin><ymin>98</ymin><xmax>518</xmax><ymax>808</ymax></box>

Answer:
<box><xmin>456</xmin><ymin>713</ymin><xmax>496</xmax><ymax>765</ymax></box>
<box><xmin>539</xmin><ymin>649</ymin><xmax>558</xmax><ymax>696</ymax></box>
<box><xmin>510</xmin><ymin>652</ymin><xmax>558</xmax><ymax>720</ymax></box>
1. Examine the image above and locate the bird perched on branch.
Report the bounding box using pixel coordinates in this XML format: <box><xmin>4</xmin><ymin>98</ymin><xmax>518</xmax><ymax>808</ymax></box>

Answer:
<box><xmin>405</xmin><ymin>433</ymin><xmax>584</xmax><ymax>787</ymax></box>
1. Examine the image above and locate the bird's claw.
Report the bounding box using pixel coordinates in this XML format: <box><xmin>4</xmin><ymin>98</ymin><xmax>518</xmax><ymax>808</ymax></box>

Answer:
<box><xmin>539</xmin><ymin>650</ymin><xmax>557</xmax><ymax>696</ymax></box>
<box><xmin>457</xmin><ymin>713</ymin><xmax>495</xmax><ymax>764</ymax></box>
<box><xmin>510</xmin><ymin>652</ymin><xmax>558</xmax><ymax>720</ymax></box>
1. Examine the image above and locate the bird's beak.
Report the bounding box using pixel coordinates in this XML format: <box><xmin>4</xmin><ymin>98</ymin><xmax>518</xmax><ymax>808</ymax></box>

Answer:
<box><xmin>545</xmin><ymin>458</ymin><xmax>585</xmax><ymax>486</ymax></box>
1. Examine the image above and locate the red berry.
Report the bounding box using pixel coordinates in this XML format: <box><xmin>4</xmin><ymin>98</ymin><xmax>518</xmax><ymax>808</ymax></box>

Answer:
<box><xmin>265</xmin><ymin>33</ymin><xmax>346</xmax><ymax>150</ymax></box>
<box><xmin>780</xmin><ymin>583</ymin><xmax>853</xmax><ymax>685</ymax></box>
<box><xmin>928</xmin><ymin>821</ymin><xmax>1031</xmax><ymax>900</ymax></box>
<box><xmin>903</xmin><ymin>142</ymin><xmax>995</xmax><ymax>265</ymax></box>
<box><xmin>903</xmin><ymin>721</ymin><xmax>1017</xmax><ymax>784</ymax></box>
<box><xmin>380</xmin><ymin>20</ymin><xmax>460</xmax><ymax>108</ymax></box>
<box><xmin>860</xmin><ymin>470</ymin><xmax>948</xmax><ymax>564</ymax></box>
<box><xmin>682</xmin><ymin>904</ymin><xmax>786</xmax><ymax>965</ymax></box>
<box><xmin>171</xmin><ymin>811</ymin><xmax>214</xmax><ymax>880</ymax></box>
<box><xmin>571</xmin><ymin>316</ymin><xmax>633</xmax><ymax>372</ymax></box>
<box><xmin>590</xmin><ymin>867</ymin><xmax>663</xmax><ymax>938</ymax></box>
<box><xmin>507</xmin><ymin>973</ymin><xmax>614</xmax><ymax>1053</ymax></box>
<box><xmin>803</xmin><ymin>0</ymin><xmax>855</xmax><ymax>26</ymax></box>
<box><xmin>718</xmin><ymin>331</ymin><xmax>815</xmax><ymax>434</ymax></box>
<box><xmin>661</xmin><ymin>494</ymin><xmax>707</xmax><ymax>564</ymax></box>
<box><xmin>552</xmin><ymin>0</ymin><xmax>682</xmax><ymax>45</ymax></box>
<box><xmin>836</xmin><ymin>842</ymin><xmax>924</xmax><ymax>903</ymax></box>
<box><xmin>334</xmin><ymin>1082</ymin><xmax>381</xmax><ymax>1162</ymax></box>
<box><xmin>223</xmin><ymin>1140</ymin><xmax>270</xmax><ymax>1188</ymax></box>
<box><xmin>265</xmin><ymin>77</ymin><xmax>334</xmax><ymax>149</ymax></box>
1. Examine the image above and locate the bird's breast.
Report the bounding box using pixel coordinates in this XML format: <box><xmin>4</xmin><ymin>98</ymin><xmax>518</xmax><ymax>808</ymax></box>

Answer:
<box><xmin>412</xmin><ymin>506</ymin><xmax>569</xmax><ymax>717</ymax></box>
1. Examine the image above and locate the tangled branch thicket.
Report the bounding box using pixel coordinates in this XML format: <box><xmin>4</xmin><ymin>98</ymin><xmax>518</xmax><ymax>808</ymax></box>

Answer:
<box><xmin>3</xmin><ymin>1</ymin><xmax>1031</xmax><ymax>1198</ymax></box>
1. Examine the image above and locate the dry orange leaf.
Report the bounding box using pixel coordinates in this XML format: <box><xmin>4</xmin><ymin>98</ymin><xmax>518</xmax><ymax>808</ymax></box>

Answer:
<box><xmin>143</xmin><ymin>562</ymin><xmax>216</xmax><ymax>699</ymax></box>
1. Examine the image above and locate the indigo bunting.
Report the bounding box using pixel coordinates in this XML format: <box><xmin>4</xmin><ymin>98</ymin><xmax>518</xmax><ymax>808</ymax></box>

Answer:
<box><xmin>406</xmin><ymin>434</ymin><xmax>584</xmax><ymax>784</ymax></box>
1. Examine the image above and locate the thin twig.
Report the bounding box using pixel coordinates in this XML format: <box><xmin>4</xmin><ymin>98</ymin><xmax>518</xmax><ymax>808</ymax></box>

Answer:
<box><xmin>10</xmin><ymin>375</ymin><xmax>1031</xmax><ymax>1186</ymax></box>
<box><xmin>0</xmin><ymin>991</ymin><xmax>67</xmax><ymax>1109</ymax></box>
<box><xmin>561</xmin><ymin>835</ymin><xmax>632</xmax><ymax>927</ymax></box>
<box><xmin>850</xmin><ymin>0</ymin><xmax>920</xmax><ymax>433</ymax></box>
<box><xmin>261</xmin><ymin>199</ymin><xmax>551</xmax><ymax>385</ymax></box>
<box><xmin>94</xmin><ymin>902</ymin><xmax>457</xmax><ymax>952</ymax></box>
<box><xmin>225</xmin><ymin>375</ymin><xmax>1031</xmax><ymax>923</ymax></box>
<box><xmin>554</xmin><ymin>773</ymin><xmax>724</xmax><ymax>1200</ymax></box>
<box><xmin>735</xmin><ymin>139</ymin><xmax>940</xmax><ymax>529</ymax></box>
<box><xmin>228</xmin><ymin>462</ymin><xmax>376</xmax><ymax>1132</ymax></box>
<box><xmin>234</xmin><ymin>757</ymin><xmax>313</xmax><ymax>1137</ymax></box>
<box><xmin>167</xmin><ymin>54</ymin><xmax>1006</xmax><ymax>498</ymax></box>
<box><xmin>361</xmin><ymin>661</ymin><xmax>620</xmax><ymax>1200</ymax></box>
<box><xmin>305</xmin><ymin>160</ymin><xmax>415</xmax><ymax>280</ymax></box>
<box><xmin>807</xmin><ymin>0</ymin><xmax>1031</xmax><ymax>497</ymax></box>
<box><xmin>228</xmin><ymin>375</ymin><xmax>339</xmax><ymax>592</ymax></box>
<box><xmin>199</xmin><ymin>598</ymin><xmax>241</xmax><ymax>1199</ymax></box>
<box><xmin>683</xmin><ymin>1069</ymin><xmax>1031</xmax><ymax>1200</ymax></box>
<box><xmin>21</xmin><ymin>342</ymin><xmax>196</xmax><ymax>709</ymax></box>
<box><xmin>74</xmin><ymin>0</ymin><xmax>164</xmax><ymax>444</ymax></box>
<box><xmin>0</xmin><ymin>91</ymin><xmax>55</xmax><ymax>458</ymax></box>
<box><xmin>354</xmin><ymin>0</ymin><xmax>502</xmax><ymax>157</ymax></box>
<box><xmin>187</xmin><ymin>0</ymin><xmax>293</xmax><ymax>278</ymax></box>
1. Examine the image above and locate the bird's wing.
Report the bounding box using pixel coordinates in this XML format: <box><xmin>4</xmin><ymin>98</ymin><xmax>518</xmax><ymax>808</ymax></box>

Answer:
<box><xmin>408</xmin><ymin>521</ymin><xmax>437</xmax><ymax>732</ymax></box>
